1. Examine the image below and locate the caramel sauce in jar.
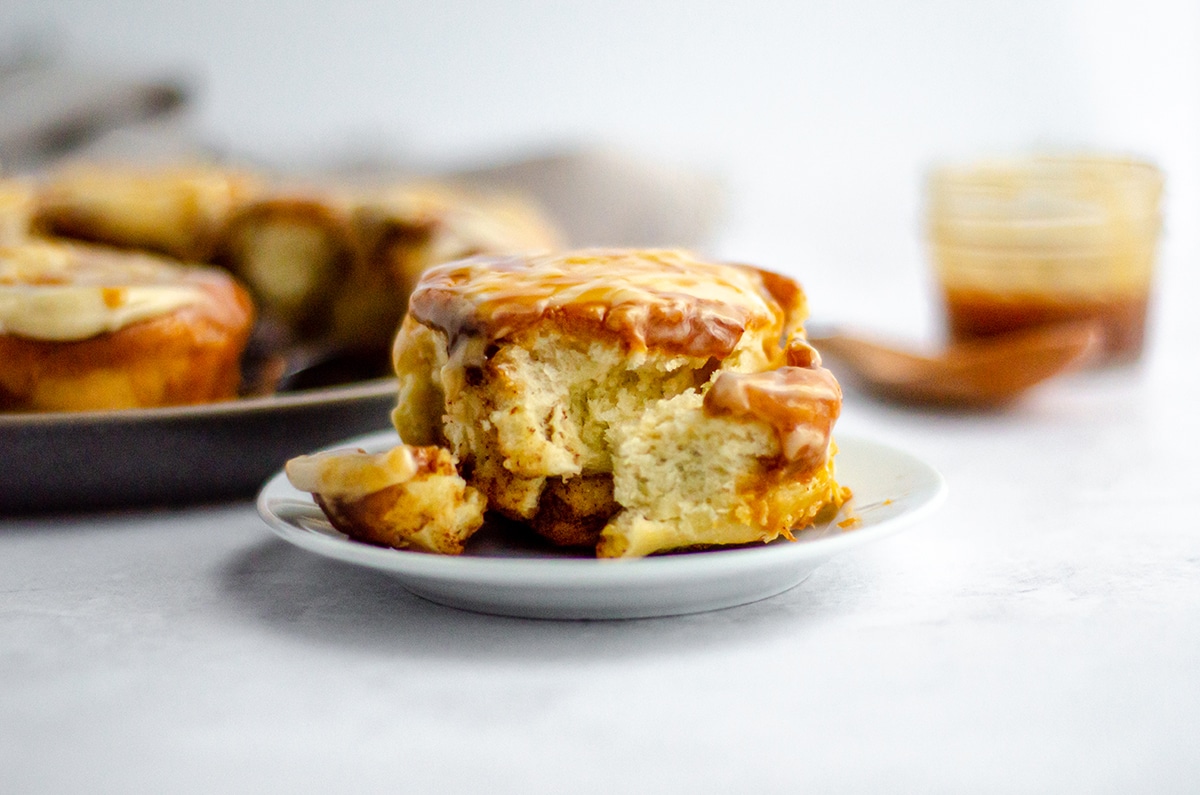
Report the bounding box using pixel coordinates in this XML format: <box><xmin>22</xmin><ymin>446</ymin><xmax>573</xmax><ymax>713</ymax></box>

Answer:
<box><xmin>928</xmin><ymin>154</ymin><xmax>1162</xmax><ymax>366</ymax></box>
<box><xmin>943</xmin><ymin>287</ymin><xmax>1150</xmax><ymax>364</ymax></box>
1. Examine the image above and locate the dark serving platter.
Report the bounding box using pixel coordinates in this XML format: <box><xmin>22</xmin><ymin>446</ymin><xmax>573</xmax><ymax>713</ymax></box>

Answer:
<box><xmin>0</xmin><ymin>379</ymin><xmax>396</xmax><ymax>513</ymax></box>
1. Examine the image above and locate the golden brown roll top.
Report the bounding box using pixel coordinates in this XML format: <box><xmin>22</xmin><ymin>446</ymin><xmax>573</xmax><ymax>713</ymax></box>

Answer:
<box><xmin>407</xmin><ymin>248</ymin><xmax>805</xmax><ymax>363</ymax></box>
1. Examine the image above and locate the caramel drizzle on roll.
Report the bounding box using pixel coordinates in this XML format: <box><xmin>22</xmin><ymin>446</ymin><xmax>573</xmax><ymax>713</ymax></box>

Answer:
<box><xmin>704</xmin><ymin>365</ymin><xmax>842</xmax><ymax>473</ymax></box>
<box><xmin>408</xmin><ymin>249</ymin><xmax>783</xmax><ymax>359</ymax></box>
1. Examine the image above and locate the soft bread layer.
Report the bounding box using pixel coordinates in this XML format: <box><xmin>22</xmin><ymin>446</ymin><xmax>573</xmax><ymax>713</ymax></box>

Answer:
<box><xmin>391</xmin><ymin>320</ymin><xmax>846</xmax><ymax>556</ymax></box>
<box><xmin>601</xmin><ymin>390</ymin><xmax>846</xmax><ymax>558</ymax></box>
<box><xmin>393</xmin><ymin>320</ymin><xmax>710</xmax><ymax>525</ymax></box>
<box><xmin>286</xmin><ymin>445</ymin><xmax>486</xmax><ymax>555</ymax></box>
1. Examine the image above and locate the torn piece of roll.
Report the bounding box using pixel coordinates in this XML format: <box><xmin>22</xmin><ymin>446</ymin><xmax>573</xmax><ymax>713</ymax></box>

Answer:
<box><xmin>285</xmin><ymin>444</ymin><xmax>486</xmax><ymax>554</ymax></box>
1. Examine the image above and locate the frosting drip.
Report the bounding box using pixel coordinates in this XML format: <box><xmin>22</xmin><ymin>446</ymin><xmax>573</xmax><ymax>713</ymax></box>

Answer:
<box><xmin>704</xmin><ymin>366</ymin><xmax>842</xmax><ymax>471</ymax></box>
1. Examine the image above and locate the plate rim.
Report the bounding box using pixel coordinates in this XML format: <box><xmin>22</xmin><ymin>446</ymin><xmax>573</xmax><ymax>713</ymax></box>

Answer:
<box><xmin>256</xmin><ymin>430</ymin><xmax>948</xmax><ymax>585</ymax></box>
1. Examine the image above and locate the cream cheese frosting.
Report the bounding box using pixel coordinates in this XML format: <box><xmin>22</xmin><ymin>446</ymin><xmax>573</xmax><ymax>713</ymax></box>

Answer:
<box><xmin>0</xmin><ymin>241</ymin><xmax>212</xmax><ymax>341</ymax></box>
<box><xmin>286</xmin><ymin>445</ymin><xmax>425</xmax><ymax>500</ymax></box>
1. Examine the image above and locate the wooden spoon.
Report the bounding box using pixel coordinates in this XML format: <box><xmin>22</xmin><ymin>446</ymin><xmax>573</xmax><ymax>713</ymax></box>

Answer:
<box><xmin>809</xmin><ymin>320</ymin><xmax>1103</xmax><ymax>407</ymax></box>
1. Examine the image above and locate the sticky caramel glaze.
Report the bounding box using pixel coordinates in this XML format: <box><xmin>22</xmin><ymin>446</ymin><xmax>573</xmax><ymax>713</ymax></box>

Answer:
<box><xmin>745</xmin><ymin>264</ymin><xmax>808</xmax><ymax>342</ymax></box>
<box><xmin>407</xmin><ymin>249</ymin><xmax>789</xmax><ymax>360</ymax></box>
<box><xmin>703</xmin><ymin>366</ymin><xmax>842</xmax><ymax>472</ymax></box>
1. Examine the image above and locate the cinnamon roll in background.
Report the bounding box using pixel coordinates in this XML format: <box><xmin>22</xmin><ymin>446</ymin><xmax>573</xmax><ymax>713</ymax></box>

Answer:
<box><xmin>0</xmin><ymin>161</ymin><xmax>563</xmax><ymax>412</ymax></box>
<box><xmin>0</xmin><ymin>240</ymin><xmax>254</xmax><ymax>411</ymax></box>
<box><xmin>34</xmin><ymin>164</ymin><xmax>258</xmax><ymax>262</ymax></box>
<box><xmin>220</xmin><ymin>181</ymin><xmax>562</xmax><ymax>351</ymax></box>
<box><xmin>30</xmin><ymin>163</ymin><xmax>561</xmax><ymax>340</ymax></box>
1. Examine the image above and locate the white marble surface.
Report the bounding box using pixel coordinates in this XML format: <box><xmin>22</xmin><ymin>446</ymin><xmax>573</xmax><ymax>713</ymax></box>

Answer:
<box><xmin>4</xmin><ymin>271</ymin><xmax>1199</xmax><ymax>793</ymax></box>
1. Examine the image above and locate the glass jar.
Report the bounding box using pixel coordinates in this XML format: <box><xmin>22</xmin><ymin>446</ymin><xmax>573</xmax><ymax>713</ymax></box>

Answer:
<box><xmin>927</xmin><ymin>154</ymin><xmax>1163</xmax><ymax>364</ymax></box>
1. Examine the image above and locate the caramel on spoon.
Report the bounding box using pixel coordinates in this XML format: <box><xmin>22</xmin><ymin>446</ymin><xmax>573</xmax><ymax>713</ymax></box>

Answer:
<box><xmin>809</xmin><ymin>320</ymin><xmax>1103</xmax><ymax>407</ymax></box>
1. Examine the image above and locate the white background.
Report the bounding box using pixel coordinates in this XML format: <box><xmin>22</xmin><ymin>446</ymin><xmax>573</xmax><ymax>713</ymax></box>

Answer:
<box><xmin>4</xmin><ymin>0</ymin><xmax>1198</xmax><ymax>330</ymax></box>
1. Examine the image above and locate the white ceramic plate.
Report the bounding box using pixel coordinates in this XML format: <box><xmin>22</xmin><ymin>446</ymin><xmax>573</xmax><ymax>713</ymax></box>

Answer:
<box><xmin>257</xmin><ymin>431</ymin><xmax>946</xmax><ymax>619</ymax></box>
